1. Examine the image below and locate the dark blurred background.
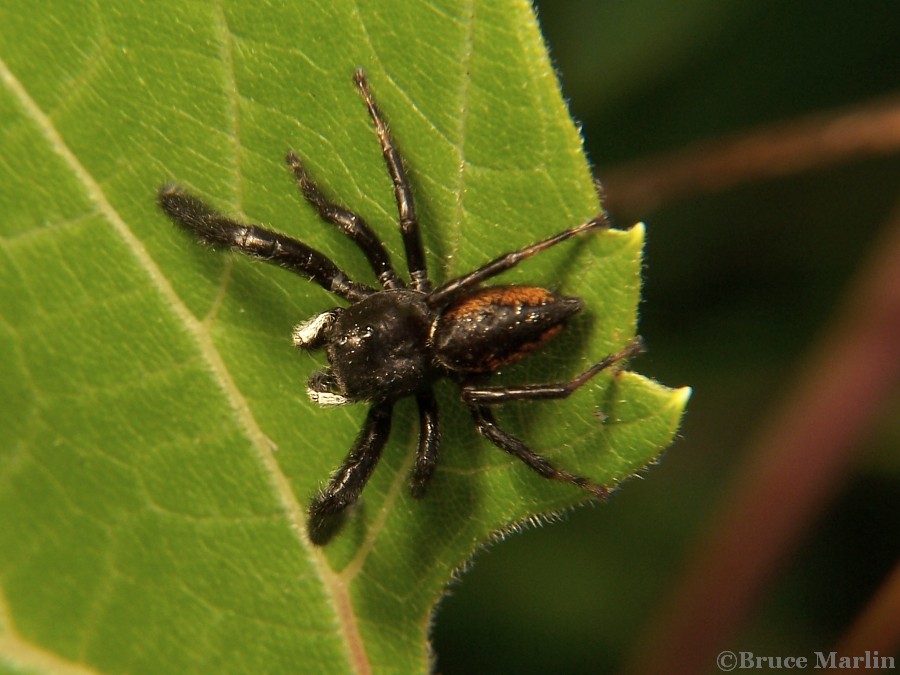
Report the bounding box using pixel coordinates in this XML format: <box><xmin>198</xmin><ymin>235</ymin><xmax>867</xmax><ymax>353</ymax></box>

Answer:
<box><xmin>432</xmin><ymin>1</ymin><xmax>900</xmax><ymax>672</ymax></box>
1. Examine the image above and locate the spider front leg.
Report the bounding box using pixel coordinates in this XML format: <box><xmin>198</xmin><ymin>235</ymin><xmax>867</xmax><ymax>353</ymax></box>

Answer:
<box><xmin>158</xmin><ymin>186</ymin><xmax>373</xmax><ymax>303</ymax></box>
<box><xmin>308</xmin><ymin>401</ymin><xmax>394</xmax><ymax>545</ymax></box>
<box><xmin>469</xmin><ymin>405</ymin><xmax>609</xmax><ymax>498</ymax></box>
<box><xmin>286</xmin><ymin>152</ymin><xmax>403</xmax><ymax>290</ymax></box>
<box><xmin>354</xmin><ymin>69</ymin><xmax>431</xmax><ymax>292</ymax></box>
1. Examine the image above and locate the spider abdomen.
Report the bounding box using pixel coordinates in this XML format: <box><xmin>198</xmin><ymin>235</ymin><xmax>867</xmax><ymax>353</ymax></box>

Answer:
<box><xmin>431</xmin><ymin>285</ymin><xmax>583</xmax><ymax>373</ymax></box>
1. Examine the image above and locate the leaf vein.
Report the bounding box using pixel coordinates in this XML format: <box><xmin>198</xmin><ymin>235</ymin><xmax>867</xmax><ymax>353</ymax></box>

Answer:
<box><xmin>0</xmin><ymin>54</ymin><xmax>344</xmax><ymax>655</ymax></box>
<box><xmin>446</xmin><ymin>0</ymin><xmax>477</xmax><ymax>280</ymax></box>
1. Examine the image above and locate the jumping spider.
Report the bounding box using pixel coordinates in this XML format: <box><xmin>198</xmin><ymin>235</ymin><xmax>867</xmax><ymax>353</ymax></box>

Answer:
<box><xmin>158</xmin><ymin>68</ymin><xmax>642</xmax><ymax>545</ymax></box>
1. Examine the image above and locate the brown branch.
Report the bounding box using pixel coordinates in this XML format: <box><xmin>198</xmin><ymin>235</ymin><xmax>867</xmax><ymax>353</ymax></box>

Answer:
<box><xmin>620</xmin><ymin>201</ymin><xmax>900</xmax><ymax>675</ymax></box>
<box><xmin>829</xmin><ymin>559</ymin><xmax>900</xmax><ymax>668</ymax></box>
<box><xmin>601</xmin><ymin>95</ymin><xmax>900</xmax><ymax>216</ymax></box>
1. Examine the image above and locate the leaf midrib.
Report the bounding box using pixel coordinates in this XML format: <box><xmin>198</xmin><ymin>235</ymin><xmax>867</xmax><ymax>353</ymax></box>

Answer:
<box><xmin>0</xmin><ymin>54</ymin><xmax>370</xmax><ymax>674</ymax></box>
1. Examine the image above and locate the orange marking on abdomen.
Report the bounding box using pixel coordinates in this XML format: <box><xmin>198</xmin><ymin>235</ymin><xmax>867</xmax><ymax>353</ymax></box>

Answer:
<box><xmin>442</xmin><ymin>286</ymin><xmax>555</xmax><ymax>321</ymax></box>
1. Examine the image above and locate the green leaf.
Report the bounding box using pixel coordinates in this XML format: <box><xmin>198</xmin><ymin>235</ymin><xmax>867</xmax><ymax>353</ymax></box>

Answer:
<box><xmin>0</xmin><ymin>1</ymin><xmax>689</xmax><ymax>672</ymax></box>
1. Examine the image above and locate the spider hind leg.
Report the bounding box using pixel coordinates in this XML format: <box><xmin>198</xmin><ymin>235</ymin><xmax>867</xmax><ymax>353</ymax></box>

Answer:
<box><xmin>470</xmin><ymin>405</ymin><xmax>609</xmax><ymax>498</ymax></box>
<box><xmin>461</xmin><ymin>337</ymin><xmax>644</xmax><ymax>405</ymax></box>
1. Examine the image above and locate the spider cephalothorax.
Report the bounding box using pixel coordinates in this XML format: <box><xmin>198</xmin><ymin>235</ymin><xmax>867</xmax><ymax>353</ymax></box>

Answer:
<box><xmin>158</xmin><ymin>69</ymin><xmax>642</xmax><ymax>545</ymax></box>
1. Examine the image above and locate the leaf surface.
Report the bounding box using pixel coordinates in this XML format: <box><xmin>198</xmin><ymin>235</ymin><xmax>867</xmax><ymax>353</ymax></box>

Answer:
<box><xmin>0</xmin><ymin>1</ymin><xmax>689</xmax><ymax>672</ymax></box>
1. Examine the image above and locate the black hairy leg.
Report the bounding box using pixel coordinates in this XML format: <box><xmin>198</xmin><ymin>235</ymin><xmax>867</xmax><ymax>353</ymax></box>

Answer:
<box><xmin>307</xmin><ymin>401</ymin><xmax>393</xmax><ymax>545</ymax></box>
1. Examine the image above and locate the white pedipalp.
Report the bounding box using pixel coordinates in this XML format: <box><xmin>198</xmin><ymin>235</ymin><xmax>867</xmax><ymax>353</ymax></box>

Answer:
<box><xmin>292</xmin><ymin>310</ymin><xmax>337</xmax><ymax>349</ymax></box>
<box><xmin>307</xmin><ymin>387</ymin><xmax>349</xmax><ymax>407</ymax></box>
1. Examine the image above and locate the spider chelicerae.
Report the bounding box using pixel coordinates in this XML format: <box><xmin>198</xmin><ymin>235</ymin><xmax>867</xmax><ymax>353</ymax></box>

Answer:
<box><xmin>158</xmin><ymin>69</ymin><xmax>643</xmax><ymax>545</ymax></box>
